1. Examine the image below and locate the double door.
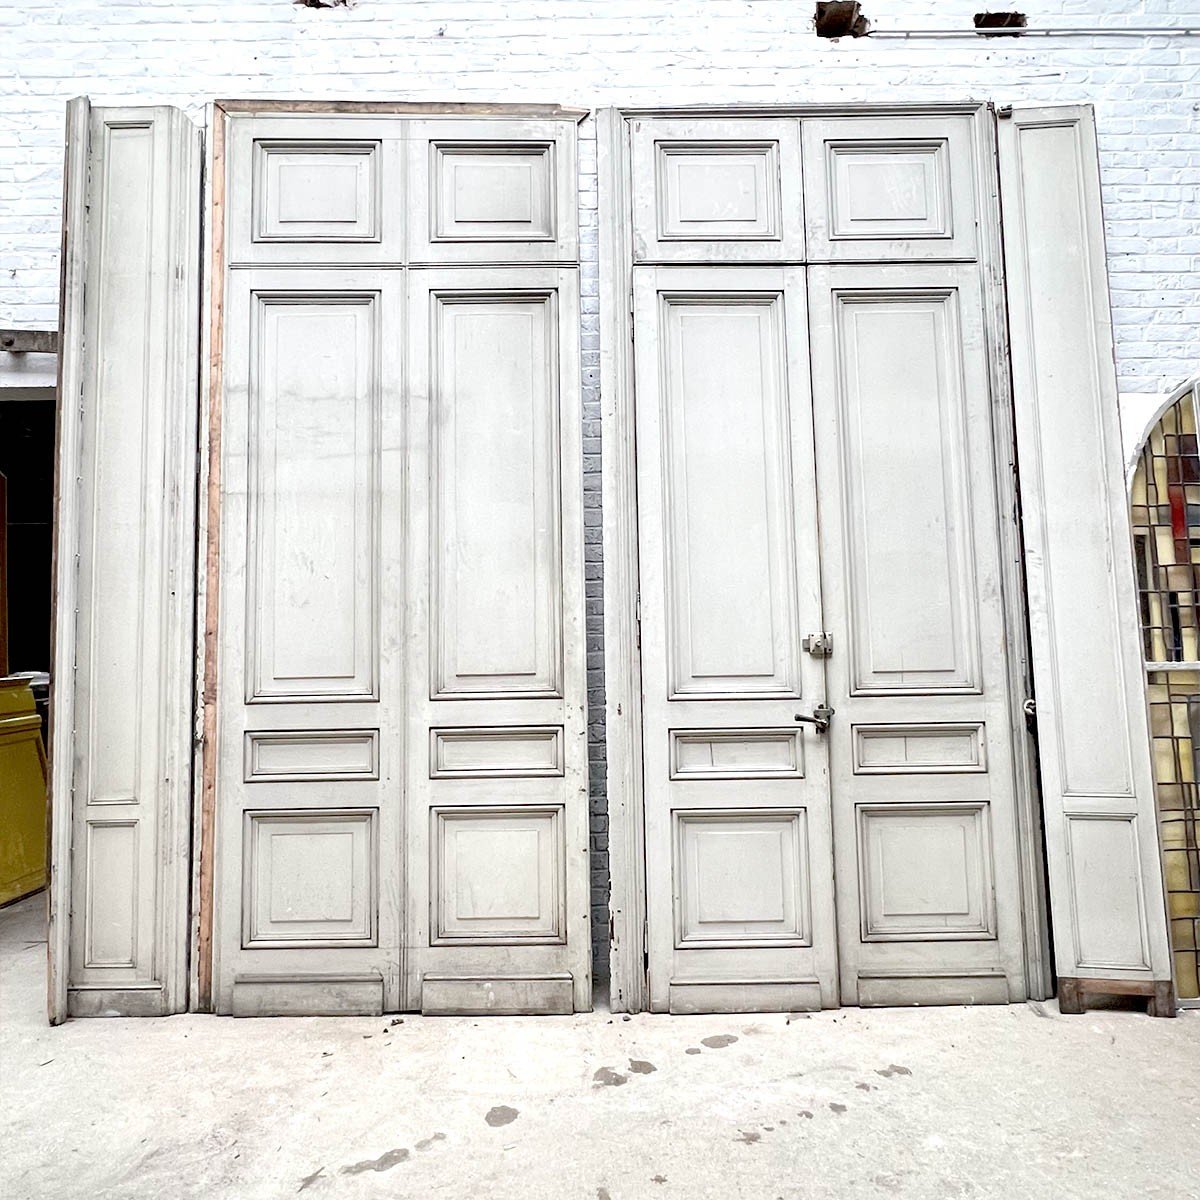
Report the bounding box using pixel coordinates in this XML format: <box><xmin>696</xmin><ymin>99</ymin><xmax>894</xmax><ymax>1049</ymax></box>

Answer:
<box><xmin>211</xmin><ymin>113</ymin><xmax>589</xmax><ymax>1015</ymax></box>
<box><xmin>631</xmin><ymin>115</ymin><xmax>1030</xmax><ymax>1011</ymax></box>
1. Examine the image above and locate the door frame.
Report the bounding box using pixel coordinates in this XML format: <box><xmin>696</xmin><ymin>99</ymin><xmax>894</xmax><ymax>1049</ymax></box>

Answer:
<box><xmin>192</xmin><ymin>99</ymin><xmax>590</xmax><ymax>1011</ymax></box>
<box><xmin>598</xmin><ymin>102</ymin><xmax>1053</xmax><ymax>1012</ymax></box>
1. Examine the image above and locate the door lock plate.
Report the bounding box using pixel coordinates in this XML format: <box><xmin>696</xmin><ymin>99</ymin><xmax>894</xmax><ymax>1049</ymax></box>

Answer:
<box><xmin>803</xmin><ymin>632</ymin><xmax>833</xmax><ymax>657</ymax></box>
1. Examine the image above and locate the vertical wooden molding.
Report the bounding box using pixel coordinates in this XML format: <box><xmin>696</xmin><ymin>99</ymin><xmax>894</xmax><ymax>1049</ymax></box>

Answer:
<box><xmin>976</xmin><ymin>106</ymin><xmax>1052</xmax><ymax>1001</ymax></box>
<box><xmin>197</xmin><ymin>102</ymin><xmax>227</xmax><ymax>1012</ymax></box>
<box><xmin>49</xmin><ymin>102</ymin><xmax>203</xmax><ymax>1020</ymax></box>
<box><xmin>998</xmin><ymin>105</ymin><xmax>1174</xmax><ymax>1002</ymax></box>
<box><xmin>48</xmin><ymin>96</ymin><xmax>91</xmax><ymax>1025</ymax></box>
<box><xmin>598</xmin><ymin>108</ymin><xmax>648</xmax><ymax>1012</ymax></box>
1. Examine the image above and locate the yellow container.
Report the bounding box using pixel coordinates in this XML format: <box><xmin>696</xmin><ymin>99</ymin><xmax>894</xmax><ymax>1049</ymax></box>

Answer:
<box><xmin>0</xmin><ymin>677</ymin><xmax>48</xmax><ymax>905</ymax></box>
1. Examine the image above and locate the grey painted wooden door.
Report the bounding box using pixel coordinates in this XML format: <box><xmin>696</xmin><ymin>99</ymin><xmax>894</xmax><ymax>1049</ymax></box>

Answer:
<box><xmin>630</xmin><ymin>112</ymin><xmax>1029</xmax><ymax>1010</ymax></box>
<box><xmin>212</xmin><ymin>112</ymin><xmax>588</xmax><ymax>1016</ymax></box>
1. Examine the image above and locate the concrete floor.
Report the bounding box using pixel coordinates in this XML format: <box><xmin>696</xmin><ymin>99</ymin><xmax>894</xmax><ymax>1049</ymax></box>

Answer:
<box><xmin>2</xmin><ymin>894</ymin><xmax>1198</xmax><ymax>1200</ymax></box>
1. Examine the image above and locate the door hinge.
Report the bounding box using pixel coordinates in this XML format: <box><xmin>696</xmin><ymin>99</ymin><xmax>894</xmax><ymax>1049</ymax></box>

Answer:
<box><xmin>802</xmin><ymin>632</ymin><xmax>834</xmax><ymax>658</ymax></box>
<box><xmin>635</xmin><ymin>591</ymin><xmax>642</xmax><ymax>648</ymax></box>
<box><xmin>1022</xmin><ymin>696</ymin><xmax>1037</xmax><ymax>734</ymax></box>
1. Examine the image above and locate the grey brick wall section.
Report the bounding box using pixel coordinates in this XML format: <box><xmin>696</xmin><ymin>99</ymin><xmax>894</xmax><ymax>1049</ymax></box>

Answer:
<box><xmin>578</xmin><ymin>119</ymin><xmax>610</xmax><ymax>975</ymax></box>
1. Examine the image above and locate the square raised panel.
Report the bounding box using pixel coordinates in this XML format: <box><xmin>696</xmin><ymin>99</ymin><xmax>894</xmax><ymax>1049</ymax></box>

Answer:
<box><xmin>674</xmin><ymin>810</ymin><xmax>811</xmax><ymax>947</ymax></box>
<box><xmin>407</xmin><ymin>119</ymin><xmax>578</xmax><ymax>263</ymax></box>
<box><xmin>803</xmin><ymin>114</ymin><xmax>978</xmax><ymax>260</ymax></box>
<box><xmin>631</xmin><ymin>118</ymin><xmax>803</xmax><ymax>261</ymax></box>
<box><xmin>853</xmin><ymin>724</ymin><xmax>985</xmax><ymax>774</ymax></box>
<box><xmin>226</xmin><ymin>115</ymin><xmax>403</xmax><ymax>263</ymax></box>
<box><xmin>254</xmin><ymin>141</ymin><xmax>380</xmax><ymax>243</ymax></box>
<box><xmin>432</xmin><ymin>806</ymin><xmax>565</xmax><ymax>944</ymax></box>
<box><xmin>243</xmin><ymin>810</ymin><xmax>377</xmax><ymax>949</ymax></box>
<box><xmin>858</xmin><ymin>803</ymin><xmax>995</xmax><ymax>941</ymax></box>
<box><xmin>670</xmin><ymin>729</ymin><xmax>803</xmax><ymax>779</ymax></box>
<box><xmin>431</xmin><ymin>727</ymin><xmax>564</xmax><ymax>778</ymax></box>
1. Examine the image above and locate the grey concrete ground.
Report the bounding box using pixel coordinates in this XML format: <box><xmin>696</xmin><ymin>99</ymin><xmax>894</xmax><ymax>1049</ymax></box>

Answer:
<box><xmin>2</xmin><ymin>893</ymin><xmax>1198</xmax><ymax>1200</ymax></box>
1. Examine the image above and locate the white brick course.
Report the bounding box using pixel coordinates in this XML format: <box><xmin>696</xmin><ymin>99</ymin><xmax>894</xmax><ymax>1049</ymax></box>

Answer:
<box><xmin>3</xmin><ymin>0</ymin><xmax>1198</xmax><ymax>967</ymax></box>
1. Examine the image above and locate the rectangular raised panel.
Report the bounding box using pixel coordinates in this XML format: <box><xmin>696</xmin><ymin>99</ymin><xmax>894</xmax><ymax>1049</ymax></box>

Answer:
<box><xmin>857</xmin><ymin>974</ymin><xmax>1010</xmax><ymax>1007</ymax></box>
<box><xmin>421</xmin><ymin>974</ymin><xmax>574</xmax><ymax>1015</ymax></box>
<box><xmin>231</xmin><ymin>974</ymin><xmax>384</xmax><ymax>1017</ymax></box>
<box><xmin>675</xmin><ymin>810</ymin><xmax>810</xmax><ymax>947</ymax></box>
<box><xmin>243</xmin><ymin>810</ymin><xmax>377</xmax><ymax>948</ymax></box>
<box><xmin>829</xmin><ymin>141</ymin><xmax>950</xmax><ymax>240</ymax></box>
<box><xmin>243</xmin><ymin>730</ymin><xmax>379</xmax><ymax>783</ymax></box>
<box><xmin>432</xmin><ymin>807</ymin><xmax>565</xmax><ymax>944</ymax></box>
<box><xmin>668</xmin><ymin>981</ymin><xmax>824</xmax><ymax>1014</ymax></box>
<box><xmin>1066</xmin><ymin>815</ymin><xmax>1150</xmax><ymax>970</ymax></box>
<box><xmin>853</xmin><ymin>724</ymin><xmax>985</xmax><ymax>774</ymax></box>
<box><xmin>247</xmin><ymin>293</ymin><xmax>378</xmax><ymax>702</ymax></box>
<box><xmin>84</xmin><ymin>821</ymin><xmax>138</xmax><ymax>967</ymax></box>
<box><xmin>408</xmin><ymin>119</ymin><xmax>577</xmax><ymax>264</ymax></box>
<box><xmin>433</xmin><ymin>142</ymin><xmax>555</xmax><ymax>242</ymax></box>
<box><xmin>658</xmin><ymin>142</ymin><xmax>780</xmax><ymax>241</ymax></box>
<box><xmin>432</xmin><ymin>292</ymin><xmax>562</xmax><ymax>697</ymax></box>
<box><xmin>670</xmin><ymin>729</ymin><xmax>803</xmax><ymax>779</ymax></box>
<box><xmin>631</xmin><ymin>118</ymin><xmax>804</xmax><ymax>261</ymax></box>
<box><xmin>431</xmin><ymin>727</ymin><xmax>564</xmax><ymax>778</ymax></box>
<box><xmin>254</xmin><ymin>141</ymin><xmax>379</xmax><ymax>242</ymax></box>
<box><xmin>835</xmin><ymin>290</ymin><xmax>979</xmax><ymax>693</ymax></box>
<box><xmin>803</xmin><ymin>115</ymin><xmax>977</xmax><ymax>260</ymax></box>
<box><xmin>661</xmin><ymin>294</ymin><xmax>800</xmax><ymax>696</ymax></box>
<box><xmin>858</xmin><ymin>804</ymin><xmax>995</xmax><ymax>940</ymax></box>
<box><xmin>86</xmin><ymin>122</ymin><xmax>153</xmax><ymax>805</ymax></box>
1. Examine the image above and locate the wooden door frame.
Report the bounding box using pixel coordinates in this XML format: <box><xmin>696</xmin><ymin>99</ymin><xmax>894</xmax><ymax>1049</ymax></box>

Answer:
<box><xmin>598</xmin><ymin>102</ymin><xmax>1053</xmax><ymax>1012</ymax></box>
<box><xmin>192</xmin><ymin>99</ymin><xmax>589</xmax><ymax>1012</ymax></box>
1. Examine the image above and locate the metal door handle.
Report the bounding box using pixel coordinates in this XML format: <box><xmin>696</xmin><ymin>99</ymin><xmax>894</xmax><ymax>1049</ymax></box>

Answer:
<box><xmin>794</xmin><ymin>704</ymin><xmax>835</xmax><ymax>733</ymax></box>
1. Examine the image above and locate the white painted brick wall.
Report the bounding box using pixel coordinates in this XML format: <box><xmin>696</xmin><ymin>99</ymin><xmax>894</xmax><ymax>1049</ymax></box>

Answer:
<box><xmin>3</xmin><ymin>0</ymin><xmax>1198</xmax><ymax>969</ymax></box>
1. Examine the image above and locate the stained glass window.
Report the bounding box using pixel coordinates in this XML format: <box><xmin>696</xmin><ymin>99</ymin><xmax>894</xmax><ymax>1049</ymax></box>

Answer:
<box><xmin>1131</xmin><ymin>387</ymin><xmax>1200</xmax><ymax>1000</ymax></box>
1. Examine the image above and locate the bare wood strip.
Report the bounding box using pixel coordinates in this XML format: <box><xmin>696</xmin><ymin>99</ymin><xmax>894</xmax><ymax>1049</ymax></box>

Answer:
<box><xmin>197</xmin><ymin>102</ymin><xmax>227</xmax><ymax>1011</ymax></box>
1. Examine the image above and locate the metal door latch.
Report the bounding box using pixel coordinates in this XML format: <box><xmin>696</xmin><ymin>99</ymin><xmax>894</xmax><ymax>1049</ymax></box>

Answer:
<box><xmin>802</xmin><ymin>632</ymin><xmax>834</xmax><ymax>657</ymax></box>
<box><xmin>794</xmin><ymin>704</ymin><xmax>835</xmax><ymax>733</ymax></box>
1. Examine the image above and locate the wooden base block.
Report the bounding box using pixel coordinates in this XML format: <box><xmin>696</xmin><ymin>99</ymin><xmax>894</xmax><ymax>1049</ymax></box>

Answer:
<box><xmin>1058</xmin><ymin>977</ymin><xmax>1175</xmax><ymax>1018</ymax></box>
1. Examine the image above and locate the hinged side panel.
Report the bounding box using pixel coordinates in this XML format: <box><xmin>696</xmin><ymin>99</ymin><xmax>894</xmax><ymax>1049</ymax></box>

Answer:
<box><xmin>50</xmin><ymin>101</ymin><xmax>203</xmax><ymax>1020</ymax></box>
<box><xmin>997</xmin><ymin>105</ymin><xmax>1173</xmax><ymax>996</ymax></box>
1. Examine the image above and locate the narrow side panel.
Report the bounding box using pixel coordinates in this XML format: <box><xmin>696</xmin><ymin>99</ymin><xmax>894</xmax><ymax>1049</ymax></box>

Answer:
<box><xmin>998</xmin><ymin>105</ymin><xmax>1172</xmax><ymax>992</ymax></box>
<box><xmin>53</xmin><ymin>103</ymin><xmax>203</xmax><ymax>1019</ymax></box>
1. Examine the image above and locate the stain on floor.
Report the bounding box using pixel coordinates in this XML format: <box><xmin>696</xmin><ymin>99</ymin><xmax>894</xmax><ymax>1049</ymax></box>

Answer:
<box><xmin>341</xmin><ymin>1148</ymin><xmax>410</xmax><ymax>1174</ymax></box>
<box><xmin>593</xmin><ymin>1067</ymin><xmax>629</xmax><ymax>1087</ymax></box>
<box><xmin>628</xmin><ymin>1059</ymin><xmax>656</xmax><ymax>1075</ymax></box>
<box><xmin>485</xmin><ymin>1106</ymin><xmax>519</xmax><ymax>1127</ymax></box>
<box><xmin>700</xmin><ymin>1035</ymin><xmax>738</xmax><ymax>1049</ymax></box>
<box><xmin>876</xmin><ymin>1065</ymin><xmax>913</xmax><ymax>1079</ymax></box>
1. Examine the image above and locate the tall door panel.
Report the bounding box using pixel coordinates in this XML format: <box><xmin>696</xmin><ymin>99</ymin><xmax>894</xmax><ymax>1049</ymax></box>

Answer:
<box><xmin>405</xmin><ymin>267</ymin><xmax>589</xmax><ymax>1014</ymax></box>
<box><xmin>213</xmin><ymin>111</ymin><xmax>587</xmax><ymax>1016</ymax></box>
<box><xmin>808</xmin><ymin>262</ymin><xmax>1027</xmax><ymax>1005</ymax></box>
<box><xmin>634</xmin><ymin>266</ymin><xmax>838</xmax><ymax>1013</ymax></box>
<box><xmin>214</xmin><ymin>270</ymin><xmax>405</xmax><ymax>1016</ymax></box>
